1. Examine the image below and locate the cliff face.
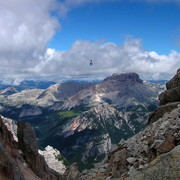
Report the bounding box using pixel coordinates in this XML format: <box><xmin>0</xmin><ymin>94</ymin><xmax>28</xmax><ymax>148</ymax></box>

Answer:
<box><xmin>0</xmin><ymin>116</ymin><xmax>25</xmax><ymax>180</ymax></box>
<box><xmin>0</xmin><ymin>116</ymin><xmax>63</xmax><ymax>180</ymax></box>
<box><xmin>39</xmin><ymin>146</ymin><xmax>66</xmax><ymax>175</ymax></box>
<box><xmin>73</xmin><ymin>69</ymin><xmax>180</xmax><ymax>180</ymax></box>
<box><xmin>160</xmin><ymin>68</ymin><xmax>180</xmax><ymax>105</ymax></box>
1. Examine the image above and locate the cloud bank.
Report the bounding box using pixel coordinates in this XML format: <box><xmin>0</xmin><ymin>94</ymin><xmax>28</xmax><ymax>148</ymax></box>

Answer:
<box><xmin>2</xmin><ymin>38</ymin><xmax>179</xmax><ymax>81</ymax></box>
<box><xmin>0</xmin><ymin>0</ymin><xmax>179</xmax><ymax>82</ymax></box>
<box><xmin>32</xmin><ymin>39</ymin><xmax>180</xmax><ymax>81</ymax></box>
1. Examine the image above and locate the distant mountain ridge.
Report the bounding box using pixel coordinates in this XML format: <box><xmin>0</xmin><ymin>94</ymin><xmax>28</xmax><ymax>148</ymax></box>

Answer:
<box><xmin>148</xmin><ymin>79</ymin><xmax>168</xmax><ymax>84</ymax></box>
<box><xmin>0</xmin><ymin>81</ymin><xmax>94</xmax><ymax>115</ymax></box>
<box><xmin>0</xmin><ymin>80</ymin><xmax>56</xmax><ymax>90</ymax></box>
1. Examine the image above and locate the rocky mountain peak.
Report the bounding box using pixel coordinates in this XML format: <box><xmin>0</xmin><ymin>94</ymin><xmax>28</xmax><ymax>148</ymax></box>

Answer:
<box><xmin>61</xmin><ymin>72</ymin><xmax>157</xmax><ymax>110</ymax></box>
<box><xmin>103</xmin><ymin>72</ymin><xmax>143</xmax><ymax>85</ymax></box>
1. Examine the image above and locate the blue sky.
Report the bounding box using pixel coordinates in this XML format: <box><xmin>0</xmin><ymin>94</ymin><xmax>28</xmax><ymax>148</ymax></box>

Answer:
<box><xmin>49</xmin><ymin>1</ymin><xmax>180</xmax><ymax>54</ymax></box>
<box><xmin>0</xmin><ymin>0</ymin><xmax>180</xmax><ymax>83</ymax></box>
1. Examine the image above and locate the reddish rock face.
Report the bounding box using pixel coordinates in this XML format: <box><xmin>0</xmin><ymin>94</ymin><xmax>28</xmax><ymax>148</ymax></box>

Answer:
<box><xmin>0</xmin><ymin>116</ymin><xmax>25</xmax><ymax>180</ymax></box>
<box><xmin>17</xmin><ymin>120</ymin><xmax>63</xmax><ymax>180</ymax></box>
<box><xmin>156</xmin><ymin>138</ymin><xmax>175</xmax><ymax>154</ymax></box>
<box><xmin>108</xmin><ymin>148</ymin><xmax>128</xmax><ymax>177</ymax></box>
<box><xmin>0</xmin><ymin>116</ymin><xmax>63</xmax><ymax>180</ymax></box>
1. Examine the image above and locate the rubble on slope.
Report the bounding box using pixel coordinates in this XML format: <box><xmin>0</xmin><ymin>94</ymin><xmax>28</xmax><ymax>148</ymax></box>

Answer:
<box><xmin>80</xmin><ymin>106</ymin><xmax>180</xmax><ymax>179</ymax></box>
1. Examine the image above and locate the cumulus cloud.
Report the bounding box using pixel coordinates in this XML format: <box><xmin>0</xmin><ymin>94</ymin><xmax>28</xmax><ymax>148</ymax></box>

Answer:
<box><xmin>0</xmin><ymin>0</ymin><xmax>60</xmax><ymax>71</ymax></box>
<box><xmin>31</xmin><ymin>39</ymin><xmax>180</xmax><ymax>81</ymax></box>
<box><xmin>0</xmin><ymin>0</ymin><xmax>179</xmax><ymax>82</ymax></box>
<box><xmin>0</xmin><ymin>0</ymin><xmax>119</xmax><ymax>80</ymax></box>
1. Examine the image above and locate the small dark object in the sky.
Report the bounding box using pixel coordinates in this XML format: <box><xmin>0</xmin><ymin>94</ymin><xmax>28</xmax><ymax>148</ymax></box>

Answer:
<box><xmin>89</xmin><ymin>60</ymin><xmax>93</xmax><ymax>66</ymax></box>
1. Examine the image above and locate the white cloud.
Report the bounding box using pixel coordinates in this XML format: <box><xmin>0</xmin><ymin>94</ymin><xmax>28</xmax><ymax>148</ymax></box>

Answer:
<box><xmin>0</xmin><ymin>0</ymin><xmax>60</xmax><ymax>71</ymax></box>
<box><xmin>0</xmin><ymin>0</ymin><xmax>179</xmax><ymax>83</ymax></box>
<box><xmin>0</xmin><ymin>0</ymin><xmax>119</xmax><ymax>79</ymax></box>
<box><xmin>31</xmin><ymin>39</ymin><xmax>179</xmax><ymax>81</ymax></box>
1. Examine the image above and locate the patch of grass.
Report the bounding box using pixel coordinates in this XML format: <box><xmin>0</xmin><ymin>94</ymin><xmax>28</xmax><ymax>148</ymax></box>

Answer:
<box><xmin>55</xmin><ymin>154</ymin><xmax>70</xmax><ymax>166</ymax></box>
<box><xmin>58</xmin><ymin>110</ymin><xmax>80</xmax><ymax>118</ymax></box>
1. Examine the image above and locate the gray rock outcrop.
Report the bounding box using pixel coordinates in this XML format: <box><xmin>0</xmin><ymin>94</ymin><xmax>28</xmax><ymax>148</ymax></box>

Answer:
<box><xmin>148</xmin><ymin>68</ymin><xmax>180</xmax><ymax>124</ymax></box>
<box><xmin>159</xmin><ymin>68</ymin><xmax>180</xmax><ymax>105</ymax></box>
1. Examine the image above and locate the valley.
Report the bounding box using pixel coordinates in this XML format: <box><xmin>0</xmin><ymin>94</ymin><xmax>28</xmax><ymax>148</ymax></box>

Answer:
<box><xmin>0</xmin><ymin>73</ymin><xmax>164</xmax><ymax>170</ymax></box>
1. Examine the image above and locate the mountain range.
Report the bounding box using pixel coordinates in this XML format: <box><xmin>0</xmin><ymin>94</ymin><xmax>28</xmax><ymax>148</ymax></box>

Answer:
<box><xmin>0</xmin><ymin>69</ymin><xmax>179</xmax><ymax>180</ymax></box>
<box><xmin>0</xmin><ymin>72</ymin><xmax>165</xmax><ymax>169</ymax></box>
<box><xmin>0</xmin><ymin>80</ymin><xmax>56</xmax><ymax>90</ymax></box>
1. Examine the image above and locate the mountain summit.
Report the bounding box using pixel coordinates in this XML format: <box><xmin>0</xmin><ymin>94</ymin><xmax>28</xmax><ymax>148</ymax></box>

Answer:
<box><xmin>103</xmin><ymin>72</ymin><xmax>143</xmax><ymax>84</ymax></box>
<box><xmin>62</xmin><ymin>72</ymin><xmax>158</xmax><ymax>110</ymax></box>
